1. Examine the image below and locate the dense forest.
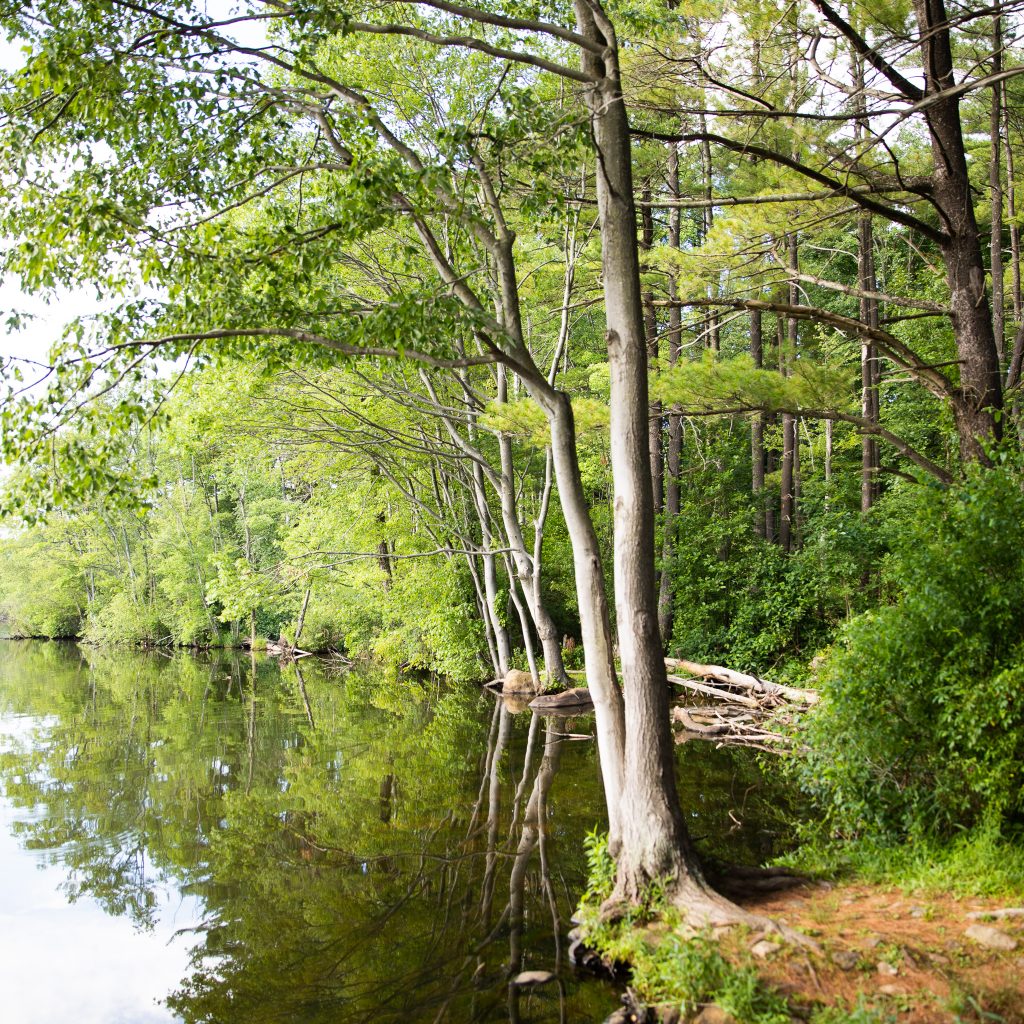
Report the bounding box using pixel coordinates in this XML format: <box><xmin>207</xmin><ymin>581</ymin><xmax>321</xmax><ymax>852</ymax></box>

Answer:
<box><xmin>2</xmin><ymin>0</ymin><xmax>1024</xmax><ymax>1017</ymax></box>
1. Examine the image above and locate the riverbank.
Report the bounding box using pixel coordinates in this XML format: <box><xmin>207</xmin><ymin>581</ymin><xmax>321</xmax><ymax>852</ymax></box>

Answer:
<box><xmin>583</xmin><ymin>850</ymin><xmax>1024</xmax><ymax>1024</ymax></box>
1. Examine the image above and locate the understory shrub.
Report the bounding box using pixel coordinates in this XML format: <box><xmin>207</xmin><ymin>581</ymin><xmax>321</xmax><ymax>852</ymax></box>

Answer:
<box><xmin>795</xmin><ymin>460</ymin><xmax>1024</xmax><ymax>838</ymax></box>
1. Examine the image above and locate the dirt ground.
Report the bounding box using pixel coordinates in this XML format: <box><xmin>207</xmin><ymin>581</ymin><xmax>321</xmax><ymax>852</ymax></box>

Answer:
<box><xmin>734</xmin><ymin>882</ymin><xmax>1024</xmax><ymax>1022</ymax></box>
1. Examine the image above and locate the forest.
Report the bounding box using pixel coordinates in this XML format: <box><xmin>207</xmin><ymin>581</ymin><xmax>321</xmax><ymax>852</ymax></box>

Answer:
<box><xmin>1</xmin><ymin>0</ymin><xmax>1024</xmax><ymax>1019</ymax></box>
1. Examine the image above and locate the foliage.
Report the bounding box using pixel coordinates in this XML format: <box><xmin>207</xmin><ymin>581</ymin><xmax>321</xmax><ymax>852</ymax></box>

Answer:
<box><xmin>794</xmin><ymin>460</ymin><xmax>1024</xmax><ymax>838</ymax></box>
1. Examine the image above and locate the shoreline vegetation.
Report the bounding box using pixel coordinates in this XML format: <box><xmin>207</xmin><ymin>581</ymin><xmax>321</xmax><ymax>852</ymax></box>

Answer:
<box><xmin>1</xmin><ymin>0</ymin><xmax>1024</xmax><ymax>1017</ymax></box>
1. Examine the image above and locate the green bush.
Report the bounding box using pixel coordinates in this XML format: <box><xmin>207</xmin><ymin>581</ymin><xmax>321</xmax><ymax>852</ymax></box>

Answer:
<box><xmin>795</xmin><ymin>461</ymin><xmax>1024</xmax><ymax>838</ymax></box>
<box><xmin>84</xmin><ymin>592</ymin><xmax>166</xmax><ymax>645</ymax></box>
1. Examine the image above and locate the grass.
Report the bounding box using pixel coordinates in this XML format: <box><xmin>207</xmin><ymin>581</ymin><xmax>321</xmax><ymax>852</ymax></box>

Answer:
<box><xmin>577</xmin><ymin>831</ymin><xmax>896</xmax><ymax>1024</ymax></box>
<box><xmin>777</xmin><ymin>826</ymin><xmax>1024</xmax><ymax>899</ymax></box>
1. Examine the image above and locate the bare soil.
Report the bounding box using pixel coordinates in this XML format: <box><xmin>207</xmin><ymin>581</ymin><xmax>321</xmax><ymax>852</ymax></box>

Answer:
<box><xmin>735</xmin><ymin>882</ymin><xmax>1024</xmax><ymax>1022</ymax></box>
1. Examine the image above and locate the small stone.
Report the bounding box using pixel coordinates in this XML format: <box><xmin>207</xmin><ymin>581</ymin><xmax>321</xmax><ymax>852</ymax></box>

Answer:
<box><xmin>928</xmin><ymin>952</ymin><xmax>951</xmax><ymax>967</ymax></box>
<box><xmin>694</xmin><ymin>1007</ymin><xmax>736</xmax><ymax>1024</ymax></box>
<box><xmin>909</xmin><ymin>905</ymin><xmax>927</xmax><ymax>918</ymax></box>
<box><xmin>878</xmin><ymin>984</ymin><xmax>906</xmax><ymax>996</ymax></box>
<box><xmin>602</xmin><ymin>1011</ymin><xmax>630</xmax><ymax>1024</ymax></box>
<box><xmin>512</xmin><ymin>970</ymin><xmax>555</xmax><ymax>986</ymax></box>
<box><xmin>832</xmin><ymin>949</ymin><xmax>860</xmax><ymax>971</ymax></box>
<box><xmin>876</xmin><ymin>961</ymin><xmax>898</xmax><ymax>976</ymax></box>
<box><xmin>863</xmin><ymin>936</ymin><xmax>883</xmax><ymax>949</ymax></box>
<box><xmin>965</xmin><ymin>924</ymin><xmax>1018</xmax><ymax>951</ymax></box>
<box><xmin>750</xmin><ymin>939</ymin><xmax>781</xmax><ymax>959</ymax></box>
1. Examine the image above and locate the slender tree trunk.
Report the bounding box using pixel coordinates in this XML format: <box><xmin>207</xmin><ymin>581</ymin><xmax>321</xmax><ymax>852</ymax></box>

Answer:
<box><xmin>991</xmin><ymin>12</ymin><xmax>1005</xmax><ymax>364</ymax></box>
<box><xmin>859</xmin><ymin>214</ymin><xmax>880</xmax><ymax>511</ymax></box>
<box><xmin>576</xmin><ymin>0</ymin><xmax>714</xmax><ymax>908</ymax></box>
<box><xmin>699</xmin><ymin>117</ymin><xmax>720</xmax><ymax>352</ymax></box>
<box><xmin>657</xmin><ymin>143</ymin><xmax>683</xmax><ymax>650</ymax></box>
<box><xmin>1005</xmin><ymin>96</ymin><xmax>1022</xmax><ymax>324</ymax></box>
<box><xmin>750</xmin><ymin>307</ymin><xmax>765</xmax><ymax>538</ymax></box>
<box><xmin>542</xmin><ymin>393</ymin><xmax>625</xmax><ymax>843</ymax></box>
<box><xmin>474</xmin><ymin>467</ymin><xmax>512</xmax><ymax>677</ymax></box>
<box><xmin>495</xmin><ymin>368</ymin><xmax>570</xmax><ymax>684</ymax></box>
<box><xmin>779</xmin><ymin>238</ymin><xmax>798</xmax><ymax>552</ymax></box>
<box><xmin>915</xmin><ymin>0</ymin><xmax>1003</xmax><ymax>456</ymax></box>
<box><xmin>641</xmin><ymin>194</ymin><xmax>664</xmax><ymax>514</ymax></box>
<box><xmin>294</xmin><ymin>587</ymin><xmax>311</xmax><ymax>645</ymax></box>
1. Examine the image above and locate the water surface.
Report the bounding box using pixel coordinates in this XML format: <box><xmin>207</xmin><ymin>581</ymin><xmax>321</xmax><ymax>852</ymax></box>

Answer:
<box><xmin>0</xmin><ymin>642</ymin><xmax>791</xmax><ymax>1023</ymax></box>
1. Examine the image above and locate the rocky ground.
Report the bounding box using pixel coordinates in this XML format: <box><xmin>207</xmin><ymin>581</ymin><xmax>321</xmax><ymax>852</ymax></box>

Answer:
<box><xmin>731</xmin><ymin>882</ymin><xmax>1022</xmax><ymax>1022</ymax></box>
<box><xmin>598</xmin><ymin>881</ymin><xmax>1024</xmax><ymax>1024</ymax></box>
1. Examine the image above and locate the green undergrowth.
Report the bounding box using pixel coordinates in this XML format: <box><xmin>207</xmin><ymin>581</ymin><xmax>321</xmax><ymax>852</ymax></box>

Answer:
<box><xmin>578</xmin><ymin>832</ymin><xmax>893</xmax><ymax>1024</ymax></box>
<box><xmin>777</xmin><ymin>825</ymin><xmax>1024</xmax><ymax>900</ymax></box>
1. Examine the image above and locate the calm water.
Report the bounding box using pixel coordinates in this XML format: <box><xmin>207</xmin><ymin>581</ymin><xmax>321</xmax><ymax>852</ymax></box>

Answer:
<box><xmin>0</xmin><ymin>642</ymin><xmax>792</xmax><ymax>1024</ymax></box>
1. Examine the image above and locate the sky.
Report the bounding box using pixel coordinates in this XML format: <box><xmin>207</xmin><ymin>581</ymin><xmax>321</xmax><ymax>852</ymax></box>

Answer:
<box><xmin>0</xmin><ymin>715</ymin><xmax>203</xmax><ymax>1024</ymax></box>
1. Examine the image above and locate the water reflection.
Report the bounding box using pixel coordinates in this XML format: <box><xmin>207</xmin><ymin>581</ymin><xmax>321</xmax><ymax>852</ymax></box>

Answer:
<box><xmin>0</xmin><ymin>643</ymin><xmax>794</xmax><ymax>1023</ymax></box>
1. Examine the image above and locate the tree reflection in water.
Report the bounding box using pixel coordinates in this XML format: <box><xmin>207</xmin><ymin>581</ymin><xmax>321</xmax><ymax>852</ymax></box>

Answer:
<box><xmin>0</xmin><ymin>644</ymin><xmax>793</xmax><ymax>1023</ymax></box>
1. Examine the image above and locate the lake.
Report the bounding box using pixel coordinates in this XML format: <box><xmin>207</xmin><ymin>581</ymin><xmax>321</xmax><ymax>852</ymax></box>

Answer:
<box><xmin>0</xmin><ymin>642</ymin><xmax>792</xmax><ymax>1023</ymax></box>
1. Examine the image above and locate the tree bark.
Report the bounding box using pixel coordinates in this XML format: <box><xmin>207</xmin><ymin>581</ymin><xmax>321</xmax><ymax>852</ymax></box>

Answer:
<box><xmin>495</xmin><ymin>366</ymin><xmax>570</xmax><ymax>685</ymax></box>
<box><xmin>576</xmin><ymin>0</ymin><xmax>713</xmax><ymax>907</ymax></box>
<box><xmin>914</xmin><ymin>0</ymin><xmax>1003</xmax><ymax>456</ymax></box>
<box><xmin>859</xmin><ymin>214</ymin><xmax>880</xmax><ymax>511</ymax></box>
<box><xmin>990</xmin><ymin>12</ymin><xmax>1005</xmax><ymax>365</ymax></box>
<box><xmin>750</xmin><ymin>307</ymin><xmax>766</xmax><ymax>538</ymax></box>
<box><xmin>657</xmin><ymin>142</ymin><xmax>683</xmax><ymax>650</ymax></box>
<box><xmin>542</xmin><ymin>391</ymin><xmax>625</xmax><ymax>843</ymax></box>
<box><xmin>1005</xmin><ymin>91</ymin><xmax>1022</xmax><ymax>325</ymax></box>
<box><xmin>641</xmin><ymin>193</ymin><xmax>664</xmax><ymax>515</ymax></box>
<box><xmin>779</xmin><ymin>237</ymin><xmax>798</xmax><ymax>552</ymax></box>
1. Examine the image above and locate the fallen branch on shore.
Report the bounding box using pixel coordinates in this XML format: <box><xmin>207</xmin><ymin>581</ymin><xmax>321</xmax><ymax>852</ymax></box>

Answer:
<box><xmin>667</xmin><ymin>658</ymin><xmax>818</xmax><ymax>750</ymax></box>
<box><xmin>666</xmin><ymin>658</ymin><xmax>819</xmax><ymax>706</ymax></box>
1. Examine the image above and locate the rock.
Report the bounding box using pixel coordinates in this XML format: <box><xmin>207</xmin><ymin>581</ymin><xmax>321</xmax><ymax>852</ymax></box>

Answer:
<box><xmin>876</xmin><ymin>961</ymin><xmax>898</xmax><ymax>976</ymax></box>
<box><xmin>863</xmin><ymin>936</ymin><xmax>883</xmax><ymax>950</ymax></box>
<box><xmin>831</xmin><ymin>949</ymin><xmax>860</xmax><ymax>971</ymax></box>
<box><xmin>602</xmin><ymin>1011</ymin><xmax>631</xmax><ymax>1024</ymax></box>
<box><xmin>878</xmin><ymin>984</ymin><xmax>906</xmax><ymax>996</ymax></box>
<box><xmin>965</xmin><ymin>924</ymin><xmax>1018</xmax><ymax>951</ymax></box>
<box><xmin>511</xmin><ymin>970</ymin><xmax>555</xmax><ymax>986</ymax></box>
<box><xmin>750</xmin><ymin>939</ymin><xmax>781</xmax><ymax>959</ymax></box>
<box><xmin>693</xmin><ymin>1007</ymin><xmax>735</xmax><ymax>1024</ymax></box>
<box><xmin>529</xmin><ymin>687</ymin><xmax>594</xmax><ymax>712</ymax></box>
<box><xmin>909</xmin><ymin>905</ymin><xmax>927</xmax><ymax>918</ymax></box>
<box><xmin>502</xmin><ymin>669</ymin><xmax>539</xmax><ymax>694</ymax></box>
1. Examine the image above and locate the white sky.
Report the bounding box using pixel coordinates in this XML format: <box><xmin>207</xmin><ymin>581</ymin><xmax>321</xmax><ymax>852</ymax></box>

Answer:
<box><xmin>0</xmin><ymin>715</ymin><xmax>203</xmax><ymax>1024</ymax></box>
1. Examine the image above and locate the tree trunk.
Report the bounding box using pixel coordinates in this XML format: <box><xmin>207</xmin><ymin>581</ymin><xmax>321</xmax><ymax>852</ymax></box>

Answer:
<box><xmin>657</xmin><ymin>142</ymin><xmax>683</xmax><ymax>650</ymax></box>
<box><xmin>915</xmin><ymin>0</ymin><xmax>1003</xmax><ymax>457</ymax></box>
<box><xmin>779</xmin><ymin>238</ymin><xmax>798</xmax><ymax>552</ymax></box>
<box><xmin>641</xmin><ymin>194</ymin><xmax>664</xmax><ymax>515</ymax></box>
<box><xmin>859</xmin><ymin>214</ymin><xmax>880</xmax><ymax>511</ymax></box>
<box><xmin>1005</xmin><ymin>91</ymin><xmax>1022</xmax><ymax>324</ymax></box>
<box><xmin>495</xmin><ymin>367</ymin><xmax>570</xmax><ymax>685</ymax></box>
<box><xmin>474</xmin><ymin>466</ymin><xmax>512</xmax><ymax>677</ymax></box>
<box><xmin>990</xmin><ymin>12</ymin><xmax>1005</xmax><ymax>365</ymax></box>
<box><xmin>750</xmin><ymin>307</ymin><xmax>766</xmax><ymax>538</ymax></box>
<box><xmin>576</xmin><ymin>0</ymin><xmax>713</xmax><ymax>905</ymax></box>
<box><xmin>542</xmin><ymin>392</ymin><xmax>625</xmax><ymax>843</ymax></box>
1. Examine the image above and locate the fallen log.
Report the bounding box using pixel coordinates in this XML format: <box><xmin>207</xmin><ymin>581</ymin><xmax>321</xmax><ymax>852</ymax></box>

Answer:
<box><xmin>672</xmin><ymin>706</ymin><xmax>789</xmax><ymax>744</ymax></box>
<box><xmin>667</xmin><ymin>673</ymin><xmax>759</xmax><ymax>708</ymax></box>
<box><xmin>666</xmin><ymin>658</ymin><xmax>819</xmax><ymax>705</ymax></box>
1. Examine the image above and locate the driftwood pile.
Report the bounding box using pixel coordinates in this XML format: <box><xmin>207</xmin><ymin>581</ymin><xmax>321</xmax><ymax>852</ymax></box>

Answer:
<box><xmin>666</xmin><ymin>658</ymin><xmax>818</xmax><ymax>752</ymax></box>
